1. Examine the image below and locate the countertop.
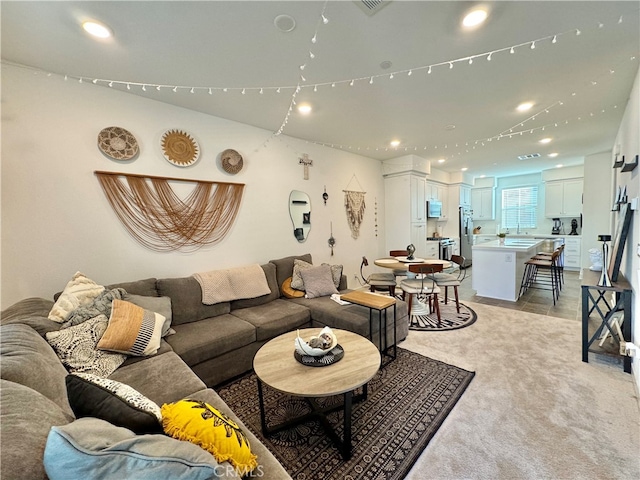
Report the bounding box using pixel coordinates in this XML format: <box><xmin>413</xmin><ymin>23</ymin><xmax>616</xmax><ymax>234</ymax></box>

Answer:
<box><xmin>472</xmin><ymin>238</ymin><xmax>545</xmax><ymax>251</ymax></box>
<box><xmin>473</xmin><ymin>233</ymin><xmax>581</xmax><ymax>239</ymax></box>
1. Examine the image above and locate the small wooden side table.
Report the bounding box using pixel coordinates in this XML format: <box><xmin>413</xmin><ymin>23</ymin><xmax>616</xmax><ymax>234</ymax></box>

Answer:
<box><xmin>339</xmin><ymin>290</ymin><xmax>397</xmax><ymax>361</ymax></box>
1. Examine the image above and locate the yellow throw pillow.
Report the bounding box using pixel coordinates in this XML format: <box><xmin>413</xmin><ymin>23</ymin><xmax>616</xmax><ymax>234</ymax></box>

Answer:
<box><xmin>281</xmin><ymin>277</ymin><xmax>304</xmax><ymax>298</ymax></box>
<box><xmin>161</xmin><ymin>399</ymin><xmax>257</xmax><ymax>476</ymax></box>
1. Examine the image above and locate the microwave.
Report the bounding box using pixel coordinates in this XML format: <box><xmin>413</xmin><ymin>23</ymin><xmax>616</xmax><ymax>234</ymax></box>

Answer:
<box><xmin>427</xmin><ymin>200</ymin><xmax>442</xmax><ymax>218</ymax></box>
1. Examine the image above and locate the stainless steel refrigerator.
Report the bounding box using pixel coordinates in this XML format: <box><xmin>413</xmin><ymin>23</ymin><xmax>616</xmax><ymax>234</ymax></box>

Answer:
<box><xmin>459</xmin><ymin>206</ymin><xmax>473</xmax><ymax>268</ymax></box>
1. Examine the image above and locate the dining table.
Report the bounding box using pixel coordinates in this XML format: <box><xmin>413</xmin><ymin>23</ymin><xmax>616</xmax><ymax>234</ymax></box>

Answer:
<box><xmin>373</xmin><ymin>256</ymin><xmax>453</xmax><ymax>319</ymax></box>
<box><xmin>374</xmin><ymin>256</ymin><xmax>452</xmax><ymax>271</ymax></box>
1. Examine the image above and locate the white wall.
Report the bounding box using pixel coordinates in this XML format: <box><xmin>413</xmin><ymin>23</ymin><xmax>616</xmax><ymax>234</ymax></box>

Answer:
<box><xmin>1</xmin><ymin>64</ymin><xmax>387</xmax><ymax>307</ymax></box>
<box><xmin>581</xmin><ymin>151</ymin><xmax>613</xmax><ymax>268</ymax></box>
<box><xmin>612</xmin><ymin>65</ymin><xmax>640</xmax><ymax>388</ymax></box>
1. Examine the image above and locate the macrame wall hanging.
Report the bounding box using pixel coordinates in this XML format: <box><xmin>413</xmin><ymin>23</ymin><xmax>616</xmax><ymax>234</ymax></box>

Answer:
<box><xmin>343</xmin><ymin>174</ymin><xmax>366</xmax><ymax>239</ymax></box>
<box><xmin>95</xmin><ymin>171</ymin><xmax>244</xmax><ymax>252</ymax></box>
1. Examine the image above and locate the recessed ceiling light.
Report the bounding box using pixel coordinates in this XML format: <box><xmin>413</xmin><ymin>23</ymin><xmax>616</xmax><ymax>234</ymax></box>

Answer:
<box><xmin>380</xmin><ymin>60</ymin><xmax>392</xmax><ymax>70</ymax></box>
<box><xmin>548</xmin><ymin>152</ymin><xmax>559</xmax><ymax>158</ymax></box>
<box><xmin>480</xmin><ymin>174</ymin><xmax>486</xmax><ymax>178</ymax></box>
<box><xmin>462</xmin><ymin>9</ymin><xmax>488</xmax><ymax>28</ymax></box>
<box><xmin>556</xmin><ymin>164</ymin><xmax>564</xmax><ymax>168</ymax></box>
<box><xmin>461</xmin><ymin>167</ymin><xmax>468</xmax><ymax>171</ymax></box>
<box><xmin>438</xmin><ymin>158</ymin><xmax>446</xmax><ymax>163</ymax></box>
<box><xmin>390</xmin><ymin>140</ymin><xmax>401</xmax><ymax>148</ymax></box>
<box><xmin>274</xmin><ymin>14</ymin><xmax>296</xmax><ymax>32</ymax></box>
<box><xmin>297</xmin><ymin>104</ymin><xmax>312</xmax><ymax>115</ymax></box>
<box><xmin>82</xmin><ymin>20</ymin><xmax>112</xmax><ymax>39</ymax></box>
<box><xmin>539</xmin><ymin>137</ymin><xmax>552</xmax><ymax>144</ymax></box>
<box><xmin>517</xmin><ymin>102</ymin><xmax>534</xmax><ymax>112</ymax></box>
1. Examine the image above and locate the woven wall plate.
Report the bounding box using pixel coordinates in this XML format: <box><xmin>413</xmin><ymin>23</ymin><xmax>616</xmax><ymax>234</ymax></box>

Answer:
<box><xmin>97</xmin><ymin>126</ymin><xmax>139</xmax><ymax>161</ymax></box>
<box><xmin>220</xmin><ymin>149</ymin><xmax>243</xmax><ymax>174</ymax></box>
<box><xmin>161</xmin><ymin>129</ymin><xmax>200</xmax><ymax>167</ymax></box>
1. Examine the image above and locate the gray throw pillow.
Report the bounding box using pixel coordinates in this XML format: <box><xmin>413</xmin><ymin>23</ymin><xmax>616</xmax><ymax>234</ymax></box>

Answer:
<box><xmin>124</xmin><ymin>294</ymin><xmax>173</xmax><ymax>337</ymax></box>
<box><xmin>300</xmin><ymin>264</ymin><xmax>339</xmax><ymax>298</ymax></box>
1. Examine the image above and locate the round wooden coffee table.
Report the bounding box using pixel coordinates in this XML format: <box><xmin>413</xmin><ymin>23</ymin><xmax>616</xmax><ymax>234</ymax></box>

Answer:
<box><xmin>253</xmin><ymin>328</ymin><xmax>380</xmax><ymax>460</ymax></box>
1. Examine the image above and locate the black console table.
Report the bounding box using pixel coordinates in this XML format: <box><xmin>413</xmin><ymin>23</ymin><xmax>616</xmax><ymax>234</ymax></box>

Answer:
<box><xmin>581</xmin><ymin>269</ymin><xmax>632</xmax><ymax>373</ymax></box>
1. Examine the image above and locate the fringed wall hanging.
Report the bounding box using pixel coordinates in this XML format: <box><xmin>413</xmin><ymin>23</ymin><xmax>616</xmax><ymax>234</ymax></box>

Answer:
<box><xmin>95</xmin><ymin>171</ymin><xmax>244</xmax><ymax>252</ymax></box>
<box><xmin>343</xmin><ymin>174</ymin><xmax>366</xmax><ymax>239</ymax></box>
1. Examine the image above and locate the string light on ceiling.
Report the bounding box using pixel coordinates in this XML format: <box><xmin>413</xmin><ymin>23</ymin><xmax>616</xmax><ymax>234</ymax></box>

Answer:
<box><xmin>40</xmin><ymin>11</ymin><xmax>632</xmax><ymax>103</ymax></box>
<box><xmin>6</xmin><ymin>8</ymin><xmax>636</xmax><ymax>156</ymax></box>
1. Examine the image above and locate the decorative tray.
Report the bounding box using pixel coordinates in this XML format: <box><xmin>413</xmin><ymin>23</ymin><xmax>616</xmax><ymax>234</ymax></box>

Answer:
<box><xmin>294</xmin><ymin>344</ymin><xmax>344</xmax><ymax>367</ymax></box>
<box><xmin>395</xmin><ymin>256</ymin><xmax>425</xmax><ymax>263</ymax></box>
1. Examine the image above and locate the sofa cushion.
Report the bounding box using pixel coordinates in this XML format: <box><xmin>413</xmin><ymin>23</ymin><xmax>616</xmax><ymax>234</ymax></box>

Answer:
<box><xmin>166</xmin><ymin>314</ymin><xmax>256</xmax><ymax>367</ymax></box>
<box><xmin>107</xmin><ymin>277</ymin><xmax>159</xmax><ymax>297</ymax></box>
<box><xmin>66</xmin><ymin>373</ymin><xmax>162</xmax><ymax>434</ymax></box>
<box><xmin>157</xmin><ymin>276</ymin><xmax>231</xmax><ymax>325</ymax></box>
<box><xmin>1</xmin><ymin>379</ymin><xmax>74</xmax><ymax>480</ymax></box>
<box><xmin>291</xmin><ymin>259</ymin><xmax>343</xmax><ymax>291</ymax></box>
<box><xmin>45</xmin><ymin>315</ymin><xmax>127</xmax><ymax>377</ymax></box>
<box><xmin>0</xmin><ymin>298</ymin><xmax>62</xmax><ymax>336</ymax></box>
<box><xmin>0</xmin><ymin>324</ymin><xmax>73</xmax><ymax>416</ymax></box>
<box><xmin>109</xmin><ymin>351</ymin><xmax>207</xmax><ymax>406</ymax></box>
<box><xmin>162</xmin><ymin>399</ymin><xmax>257</xmax><ymax>476</ymax></box>
<box><xmin>300</xmin><ymin>264</ymin><xmax>339</xmax><ymax>298</ymax></box>
<box><xmin>48</xmin><ymin>272</ymin><xmax>105</xmax><ymax>323</ymax></box>
<box><xmin>44</xmin><ymin>418</ymin><xmax>223</xmax><ymax>480</ymax></box>
<box><xmin>97</xmin><ymin>300</ymin><xmax>164</xmax><ymax>356</ymax></box>
<box><xmin>269</xmin><ymin>253</ymin><xmax>312</xmax><ymax>296</ymax></box>
<box><xmin>231</xmin><ymin>299</ymin><xmax>310</xmax><ymax>341</ymax></box>
<box><xmin>124</xmin><ymin>293</ymin><xmax>173</xmax><ymax>336</ymax></box>
<box><xmin>229</xmin><ymin>263</ymin><xmax>279</xmax><ymax>310</ymax></box>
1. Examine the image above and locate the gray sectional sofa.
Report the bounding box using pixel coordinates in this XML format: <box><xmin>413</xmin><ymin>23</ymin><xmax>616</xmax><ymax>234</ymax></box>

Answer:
<box><xmin>0</xmin><ymin>253</ymin><xmax>408</xmax><ymax>479</ymax></box>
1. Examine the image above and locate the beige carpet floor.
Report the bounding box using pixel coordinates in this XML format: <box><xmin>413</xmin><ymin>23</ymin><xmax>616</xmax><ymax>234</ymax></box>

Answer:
<box><xmin>400</xmin><ymin>301</ymin><xmax>640</xmax><ymax>480</ymax></box>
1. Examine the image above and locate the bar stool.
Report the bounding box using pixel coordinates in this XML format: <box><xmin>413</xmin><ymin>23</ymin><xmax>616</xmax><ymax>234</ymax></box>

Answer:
<box><xmin>518</xmin><ymin>249</ymin><xmax>562</xmax><ymax>305</ymax></box>
<box><xmin>532</xmin><ymin>244</ymin><xmax>565</xmax><ymax>290</ymax></box>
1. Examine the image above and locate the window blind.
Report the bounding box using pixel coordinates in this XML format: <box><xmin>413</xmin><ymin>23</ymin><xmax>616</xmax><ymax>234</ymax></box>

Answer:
<box><xmin>501</xmin><ymin>186</ymin><xmax>538</xmax><ymax>229</ymax></box>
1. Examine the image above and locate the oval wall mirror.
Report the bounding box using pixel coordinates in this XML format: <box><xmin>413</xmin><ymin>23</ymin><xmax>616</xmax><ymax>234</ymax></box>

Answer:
<box><xmin>289</xmin><ymin>190</ymin><xmax>311</xmax><ymax>242</ymax></box>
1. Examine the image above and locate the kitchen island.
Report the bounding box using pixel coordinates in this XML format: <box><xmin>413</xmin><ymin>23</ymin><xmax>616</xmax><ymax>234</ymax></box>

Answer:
<box><xmin>472</xmin><ymin>238</ymin><xmax>545</xmax><ymax>301</ymax></box>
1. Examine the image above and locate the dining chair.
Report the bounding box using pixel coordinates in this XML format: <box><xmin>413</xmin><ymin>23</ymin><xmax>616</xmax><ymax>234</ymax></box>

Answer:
<box><xmin>400</xmin><ymin>263</ymin><xmax>443</xmax><ymax>324</ymax></box>
<box><xmin>389</xmin><ymin>250</ymin><xmax>409</xmax><ymax>281</ymax></box>
<box><xmin>431</xmin><ymin>255</ymin><xmax>466</xmax><ymax>313</ymax></box>
<box><xmin>361</xmin><ymin>256</ymin><xmax>397</xmax><ymax>296</ymax></box>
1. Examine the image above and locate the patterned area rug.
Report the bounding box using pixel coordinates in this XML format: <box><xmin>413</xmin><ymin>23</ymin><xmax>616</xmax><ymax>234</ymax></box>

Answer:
<box><xmin>217</xmin><ymin>348</ymin><xmax>474</xmax><ymax>480</ymax></box>
<box><xmin>408</xmin><ymin>295</ymin><xmax>477</xmax><ymax>331</ymax></box>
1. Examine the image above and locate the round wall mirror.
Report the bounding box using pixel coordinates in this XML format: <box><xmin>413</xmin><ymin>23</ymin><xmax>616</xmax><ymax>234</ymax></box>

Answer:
<box><xmin>289</xmin><ymin>190</ymin><xmax>311</xmax><ymax>242</ymax></box>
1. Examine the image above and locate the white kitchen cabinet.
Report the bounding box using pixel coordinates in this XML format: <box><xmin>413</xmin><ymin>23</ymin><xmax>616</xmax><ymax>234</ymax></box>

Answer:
<box><xmin>425</xmin><ymin>181</ymin><xmax>448</xmax><ymax>218</ymax></box>
<box><xmin>410</xmin><ymin>175</ymin><xmax>425</xmax><ymax>223</ymax></box>
<box><xmin>563</xmin><ymin>236</ymin><xmax>582</xmax><ymax>270</ymax></box>
<box><xmin>545</xmin><ymin>179</ymin><xmax>583</xmax><ymax>218</ymax></box>
<box><xmin>460</xmin><ymin>185</ymin><xmax>471</xmax><ymax>207</ymax></box>
<box><xmin>471</xmin><ymin>188</ymin><xmax>495</xmax><ymax>220</ymax></box>
<box><xmin>423</xmin><ymin>239</ymin><xmax>440</xmax><ymax>259</ymax></box>
<box><xmin>385</xmin><ymin>173</ymin><xmax>427</xmax><ymax>253</ymax></box>
<box><xmin>410</xmin><ymin>223</ymin><xmax>427</xmax><ymax>258</ymax></box>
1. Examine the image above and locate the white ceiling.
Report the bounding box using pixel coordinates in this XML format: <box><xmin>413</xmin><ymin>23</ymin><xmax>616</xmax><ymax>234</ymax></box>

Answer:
<box><xmin>2</xmin><ymin>1</ymin><xmax>639</xmax><ymax>178</ymax></box>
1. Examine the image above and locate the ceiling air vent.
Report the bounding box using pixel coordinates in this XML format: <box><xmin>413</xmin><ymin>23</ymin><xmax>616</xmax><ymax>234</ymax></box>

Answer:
<box><xmin>354</xmin><ymin>0</ymin><xmax>391</xmax><ymax>16</ymax></box>
<box><xmin>518</xmin><ymin>153</ymin><xmax>541</xmax><ymax>161</ymax></box>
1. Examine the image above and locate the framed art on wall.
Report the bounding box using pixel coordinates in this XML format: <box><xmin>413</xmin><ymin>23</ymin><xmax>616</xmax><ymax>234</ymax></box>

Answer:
<box><xmin>608</xmin><ymin>203</ymin><xmax>633</xmax><ymax>282</ymax></box>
